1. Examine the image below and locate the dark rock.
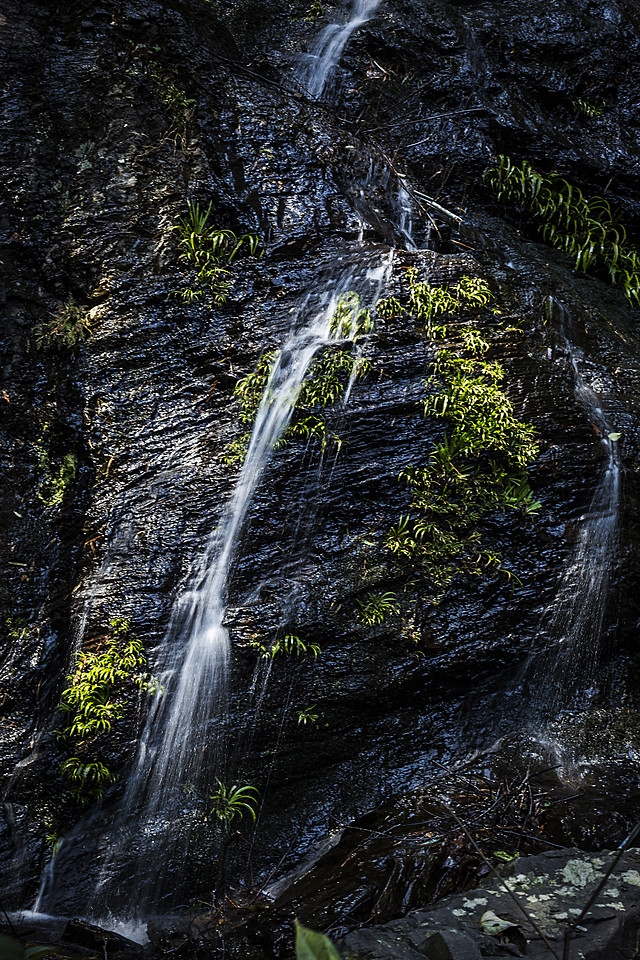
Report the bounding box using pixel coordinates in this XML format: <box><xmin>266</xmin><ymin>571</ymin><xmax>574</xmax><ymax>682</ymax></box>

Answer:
<box><xmin>420</xmin><ymin>930</ymin><xmax>481</xmax><ymax>960</ymax></box>
<box><xmin>342</xmin><ymin>848</ymin><xmax>640</xmax><ymax>960</ymax></box>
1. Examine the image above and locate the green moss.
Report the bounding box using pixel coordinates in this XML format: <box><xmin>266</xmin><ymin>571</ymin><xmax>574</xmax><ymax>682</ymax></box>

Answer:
<box><xmin>35</xmin><ymin>424</ymin><xmax>77</xmax><ymax>511</ymax></box>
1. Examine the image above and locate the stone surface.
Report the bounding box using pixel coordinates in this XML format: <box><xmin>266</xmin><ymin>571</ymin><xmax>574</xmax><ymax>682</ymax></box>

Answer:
<box><xmin>342</xmin><ymin>848</ymin><xmax>640</xmax><ymax>960</ymax></box>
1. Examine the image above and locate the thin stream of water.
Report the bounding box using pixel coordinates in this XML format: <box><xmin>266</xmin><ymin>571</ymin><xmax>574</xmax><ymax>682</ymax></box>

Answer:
<box><xmin>30</xmin><ymin>1</ymin><xmax>416</xmax><ymax>911</ymax></box>
<box><xmin>526</xmin><ymin>299</ymin><xmax>621</xmax><ymax>716</ymax></box>
<box><xmin>295</xmin><ymin>0</ymin><xmax>382</xmax><ymax>99</ymax></box>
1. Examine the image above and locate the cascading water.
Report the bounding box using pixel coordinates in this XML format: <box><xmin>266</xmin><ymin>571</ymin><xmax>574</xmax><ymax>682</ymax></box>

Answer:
<box><xmin>294</xmin><ymin>0</ymin><xmax>382</xmax><ymax>99</ymax></box>
<box><xmin>526</xmin><ymin>298</ymin><xmax>621</xmax><ymax>713</ymax></box>
<box><xmin>29</xmin><ymin>0</ymin><xmax>424</xmax><ymax>923</ymax></box>
<box><xmin>32</xmin><ymin>254</ymin><xmax>395</xmax><ymax>922</ymax></box>
<box><xmin>120</xmin><ymin>262</ymin><xmax>392</xmax><ymax>822</ymax></box>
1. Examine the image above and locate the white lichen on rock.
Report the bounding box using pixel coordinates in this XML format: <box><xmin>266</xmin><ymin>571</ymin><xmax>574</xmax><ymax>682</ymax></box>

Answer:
<box><xmin>462</xmin><ymin>897</ymin><xmax>487</xmax><ymax>908</ymax></box>
<box><xmin>560</xmin><ymin>859</ymin><xmax>601</xmax><ymax>887</ymax></box>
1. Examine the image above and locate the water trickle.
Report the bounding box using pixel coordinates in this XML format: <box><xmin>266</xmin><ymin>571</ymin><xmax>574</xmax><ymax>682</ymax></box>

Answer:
<box><xmin>528</xmin><ymin>299</ymin><xmax>621</xmax><ymax>712</ymax></box>
<box><xmin>295</xmin><ymin>0</ymin><xmax>382</xmax><ymax>99</ymax></box>
<box><xmin>353</xmin><ymin>156</ymin><xmax>418</xmax><ymax>249</ymax></box>
<box><xmin>395</xmin><ymin>182</ymin><xmax>416</xmax><ymax>250</ymax></box>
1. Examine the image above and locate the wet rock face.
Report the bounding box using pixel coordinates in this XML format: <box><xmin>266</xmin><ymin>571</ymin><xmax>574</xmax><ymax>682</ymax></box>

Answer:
<box><xmin>345</xmin><ymin>0</ymin><xmax>640</xmax><ymax>205</ymax></box>
<box><xmin>1</xmin><ymin>0</ymin><xmax>640</xmax><ymax>929</ymax></box>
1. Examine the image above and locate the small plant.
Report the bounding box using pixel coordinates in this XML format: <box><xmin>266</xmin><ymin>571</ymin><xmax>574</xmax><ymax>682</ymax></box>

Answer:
<box><xmin>376</xmin><ymin>272</ymin><xmax>493</xmax><ymax>336</ymax></box>
<box><xmin>148</xmin><ymin>61</ymin><xmax>196</xmax><ymax>149</ymax></box>
<box><xmin>378</xmin><ymin>271</ymin><xmax>539</xmax><ymax>602</ymax></box>
<box><xmin>58</xmin><ymin>619</ymin><xmax>151</xmax><ymax>738</ymax></box>
<box><xmin>35</xmin><ymin>424</ymin><xmax>77</xmax><ymax>511</ymax></box>
<box><xmin>303</xmin><ymin>0</ymin><xmax>325</xmax><ymax>20</ymax></box>
<box><xmin>455</xmin><ymin>275</ymin><xmax>493</xmax><ymax>309</ymax></box>
<box><xmin>34</xmin><ymin>298</ymin><xmax>91</xmax><ymax>349</ymax></box>
<box><xmin>484</xmin><ymin>155</ymin><xmax>640</xmax><ymax>305</ymax></box>
<box><xmin>57</xmin><ymin>618</ymin><xmax>158</xmax><ymax>803</ymax></box>
<box><xmin>329</xmin><ymin>291</ymin><xmax>373</xmax><ymax>339</ymax></box>
<box><xmin>571</xmin><ymin>96</ymin><xmax>604</xmax><ymax>119</ymax></box>
<box><xmin>357</xmin><ymin>591</ymin><xmax>399</xmax><ymax>625</ymax></box>
<box><xmin>6</xmin><ymin>617</ymin><xmax>29</xmax><ymax>642</ymax></box>
<box><xmin>227</xmin><ymin>292</ymin><xmax>372</xmax><ymax>464</ymax></box>
<box><xmin>209</xmin><ymin>779</ymin><xmax>259</xmax><ymax>824</ymax></box>
<box><xmin>296</xmin><ymin>705</ymin><xmax>320</xmax><ymax>725</ymax></box>
<box><xmin>59</xmin><ymin>758</ymin><xmax>115</xmax><ymax>794</ymax></box>
<box><xmin>251</xmin><ymin>634</ymin><xmax>321</xmax><ymax>659</ymax></box>
<box><xmin>149</xmin><ymin>61</ymin><xmax>196</xmax><ymax>113</ymax></box>
<box><xmin>221</xmin><ymin>434</ymin><xmax>251</xmax><ymax>466</ymax></box>
<box><xmin>171</xmin><ymin>200</ymin><xmax>263</xmax><ymax>305</ymax></box>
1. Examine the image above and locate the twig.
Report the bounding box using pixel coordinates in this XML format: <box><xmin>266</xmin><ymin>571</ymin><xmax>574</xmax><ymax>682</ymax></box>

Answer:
<box><xmin>442</xmin><ymin>802</ymin><xmax>561</xmax><ymax>960</ymax></box>
<box><xmin>545</xmin><ymin>794</ymin><xmax>582</xmax><ymax>808</ymax></box>
<box><xmin>562</xmin><ymin>821</ymin><xmax>640</xmax><ymax>960</ymax></box>
<box><xmin>412</xmin><ymin>190</ymin><xmax>463</xmax><ymax>223</ymax></box>
<box><xmin>401</xmin><ymin>109</ymin><xmax>486</xmax><ymax>146</ymax></box>
<box><xmin>497</xmin><ymin>827</ymin><xmax>565</xmax><ymax>850</ymax></box>
<box><xmin>0</xmin><ymin>897</ymin><xmax>17</xmax><ymax>937</ymax></box>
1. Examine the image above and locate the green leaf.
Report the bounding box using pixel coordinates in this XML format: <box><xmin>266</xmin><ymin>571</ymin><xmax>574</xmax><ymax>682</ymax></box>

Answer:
<box><xmin>493</xmin><ymin>849</ymin><xmax>518</xmax><ymax>861</ymax></box>
<box><xmin>295</xmin><ymin>922</ymin><xmax>342</xmax><ymax>960</ymax></box>
<box><xmin>608</xmin><ymin>432</ymin><xmax>621</xmax><ymax>441</ymax></box>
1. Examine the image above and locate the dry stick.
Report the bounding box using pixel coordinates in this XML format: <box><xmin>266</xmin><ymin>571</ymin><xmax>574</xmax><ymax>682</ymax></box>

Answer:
<box><xmin>0</xmin><ymin>897</ymin><xmax>17</xmax><ymax>937</ymax></box>
<box><xmin>561</xmin><ymin>821</ymin><xmax>640</xmax><ymax>960</ymax></box>
<box><xmin>442</xmin><ymin>802</ymin><xmax>561</xmax><ymax>960</ymax></box>
<box><xmin>412</xmin><ymin>190</ymin><xmax>463</xmax><ymax>223</ymax></box>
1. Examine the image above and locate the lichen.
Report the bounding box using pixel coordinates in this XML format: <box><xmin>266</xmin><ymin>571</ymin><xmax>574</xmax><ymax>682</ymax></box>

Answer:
<box><xmin>462</xmin><ymin>897</ymin><xmax>488</xmax><ymax>908</ymax></box>
<box><xmin>560</xmin><ymin>860</ymin><xmax>600</xmax><ymax>887</ymax></box>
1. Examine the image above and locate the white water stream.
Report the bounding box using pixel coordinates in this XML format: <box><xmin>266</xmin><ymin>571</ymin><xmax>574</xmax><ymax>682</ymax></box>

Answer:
<box><xmin>29</xmin><ymin>0</ymin><xmax>420</xmax><ymax>919</ymax></box>
<box><xmin>121</xmin><ymin>262</ymin><xmax>391</xmax><ymax>817</ymax></box>
<box><xmin>295</xmin><ymin>0</ymin><xmax>382</xmax><ymax>99</ymax></box>
<box><xmin>528</xmin><ymin>299</ymin><xmax>621</xmax><ymax>712</ymax></box>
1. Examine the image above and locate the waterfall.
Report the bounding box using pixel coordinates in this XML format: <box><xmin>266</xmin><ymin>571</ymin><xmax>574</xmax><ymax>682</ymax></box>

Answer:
<box><xmin>527</xmin><ymin>299</ymin><xmax>621</xmax><ymax>712</ymax></box>
<box><xmin>122</xmin><ymin>263</ymin><xmax>388</xmax><ymax>808</ymax></box>
<box><xmin>295</xmin><ymin>0</ymin><xmax>382</xmax><ymax>99</ymax></box>
<box><xmin>49</xmin><ymin>252</ymin><xmax>391</xmax><ymax>920</ymax></box>
<box><xmin>29</xmin><ymin>0</ymin><xmax>419</xmax><ymax>919</ymax></box>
